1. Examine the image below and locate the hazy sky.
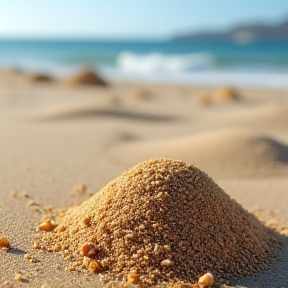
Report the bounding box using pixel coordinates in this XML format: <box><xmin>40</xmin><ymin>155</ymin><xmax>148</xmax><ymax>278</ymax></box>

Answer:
<box><xmin>0</xmin><ymin>0</ymin><xmax>287</xmax><ymax>39</ymax></box>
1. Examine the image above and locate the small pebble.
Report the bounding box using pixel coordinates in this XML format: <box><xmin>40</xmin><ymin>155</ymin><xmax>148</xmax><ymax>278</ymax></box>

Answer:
<box><xmin>127</xmin><ymin>273</ymin><xmax>141</xmax><ymax>285</ymax></box>
<box><xmin>81</xmin><ymin>243</ymin><xmax>97</xmax><ymax>258</ymax></box>
<box><xmin>0</xmin><ymin>237</ymin><xmax>10</xmax><ymax>250</ymax></box>
<box><xmin>198</xmin><ymin>272</ymin><xmax>214</xmax><ymax>288</ymax></box>
<box><xmin>38</xmin><ymin>220</ymin><xmax>58</xmax><ymax>231</ymax></box>
<box><xmin>28</xmin><ymin>200</ymin><xmax>37</xmax><ymax>206</ymax></box>
<box><xmin>20</xmin><ymin>192</ymin><xmax>29</xmax><ymax>198</ymax></box>
<box><xmin>14</xmin><ymin>274</ymin><xmax>23</xmax><ymax>282</ymax></box>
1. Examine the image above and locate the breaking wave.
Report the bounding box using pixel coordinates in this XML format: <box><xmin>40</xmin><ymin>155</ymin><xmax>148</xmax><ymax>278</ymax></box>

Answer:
<box><xmin>116</xmin><ymin>52</ymin><xmax>214</xmax><ymax>73</ymax></box>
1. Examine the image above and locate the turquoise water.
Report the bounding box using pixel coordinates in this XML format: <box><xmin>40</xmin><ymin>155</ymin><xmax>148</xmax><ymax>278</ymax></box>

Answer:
<box><xmin>0</xmin><ymin>40</ymin><xmax>288</xmax><ymax>88</ymax></box>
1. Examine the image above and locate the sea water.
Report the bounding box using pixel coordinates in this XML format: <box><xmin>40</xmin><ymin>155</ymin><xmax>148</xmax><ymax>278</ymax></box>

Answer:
<box><xmin>0</xmin><ymin>39</ymin><xmax>287</xmax><ymax>88</ymax></box>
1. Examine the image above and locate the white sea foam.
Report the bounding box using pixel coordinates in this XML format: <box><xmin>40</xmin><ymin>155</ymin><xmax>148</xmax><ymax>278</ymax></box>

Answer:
<box><xmin>116</xmin><ymin>52</ymin><xmax>214</xmax><ymax>73</ymax></box>
<box><xmin>101</xmin><ymin>67</ymin><xmax>288</xmax><ymax>90</ymax></box>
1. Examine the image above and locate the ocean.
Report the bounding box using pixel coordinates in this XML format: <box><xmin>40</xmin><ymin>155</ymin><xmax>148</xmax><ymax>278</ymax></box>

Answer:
<box><xmin>0</xmin><ymin>39</ymin><xmax>288</xmax><ymax>88</ymax></box>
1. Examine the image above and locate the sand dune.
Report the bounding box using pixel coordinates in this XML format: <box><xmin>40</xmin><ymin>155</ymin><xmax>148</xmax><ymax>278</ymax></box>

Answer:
<box><xmin>108</xmin><ymin>128</ymin><xmax>288</xmax><ymax>179</ymax></box>
<box><xmin>231</xmin><ymin>104</ymin><xmax>288</xmax><ymax>133</ymax></box>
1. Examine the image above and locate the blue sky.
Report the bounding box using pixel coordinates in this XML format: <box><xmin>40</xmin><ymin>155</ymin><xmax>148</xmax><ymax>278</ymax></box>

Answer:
<box><xmin>0</xmin><ymin>0</ymin><xmax>287</xmax><ymax>39</ymax></box>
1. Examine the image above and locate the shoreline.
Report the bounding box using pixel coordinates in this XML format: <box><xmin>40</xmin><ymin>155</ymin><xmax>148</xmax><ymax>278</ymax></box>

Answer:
<box><xmin>2</xmin><ymin>65</ymin><xmax>288</xmax><ymax>90</ymax></box>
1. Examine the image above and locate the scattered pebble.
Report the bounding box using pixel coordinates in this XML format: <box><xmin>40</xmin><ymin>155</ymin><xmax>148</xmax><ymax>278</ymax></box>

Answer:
<box><xmin>28</xmin><ymin>200</ymin><xmax>38</xmax><ymax>206</ymax></box>
<box><xmin>20</xmin><ymin>191</ymin><xmax>29</xmax><ymax>198</ymax></box>
<box><xmin>38</xmin><ymin>220</ymin><xmax>58</xmax><ymax>231</ymax></box>
<box><xmin>0</xmin><ymin>237</ymin><xmax>10</xmax><ymax>251</ymax></box>
<box><xmin>198</xmin><ymin>272</ymin><xmax>214</xmax><ymax>288</ymax></box>
<box><xmin>81</xmin><ymin>243</ymin><xmax>98</xmax><ymax>258</ymax></box>
<box><xmin>161</xmin><ymin>259</ymin><xmax>173</xmax><ymax>267</ymax></box>
<box><xmin>14</xmin><ymin>274</ymin><xmax>23</xmax><ymax>282</ymax></box>
<box><xmin>33</xmin><ymin>242</ymin><xmax>40</xmax><ymax>249</ymax></box>
<box><xmin>24</xmin><ymin>254</ymin><xmax>35</xmax><ymax>263</ymax></box>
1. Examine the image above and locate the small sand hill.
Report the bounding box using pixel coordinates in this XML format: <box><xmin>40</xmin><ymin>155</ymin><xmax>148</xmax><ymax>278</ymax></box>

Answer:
<box><xmin>213</xmin><ymin>86</ymin><xmax>239</xmax><ymax>103</ymax></box>
<box><xmin>66</xmin><ymin>69</ymin><xmax>107</xmax><ymax>86</ymax></box>
<box><xmin>26</xmin><ymin>73</ymin><xmax>54</xmax><ymax>83</ymax></box>
<box><xmin>43</xmin><ymin>159</ymin><xmax>281</xmax><ymax>285</ymax></box>
<box><xmin>109</xmin><ymin>129</ymin><xmax>288</xmax><ymax>179</ymax></box>
<box><xmin>131</xmin><ymin>88</ymin><xmax>153</xmax><ymax>102</ymax></box>
<box><xmin>198</xmin><ymin>86</ymin><xmax>239</xmax><ymax>106</ymax></box>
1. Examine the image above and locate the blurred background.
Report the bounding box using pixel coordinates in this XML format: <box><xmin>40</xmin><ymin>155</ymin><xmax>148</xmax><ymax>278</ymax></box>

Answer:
<box><xmin>0</xmin><ymin>0</ymin><xmax>288</xmax><ymax>88</ymax></box>
<box><xmin>1</xmin><ymin>2</ymin><xmax>288</xmax><ymax>287</ymax></box>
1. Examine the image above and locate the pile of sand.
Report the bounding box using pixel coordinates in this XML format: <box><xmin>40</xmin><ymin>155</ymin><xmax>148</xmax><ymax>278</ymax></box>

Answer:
<box><xmin>198</xmin><ymin>86</ymin><xmax>239</xmax><ymax>106</ymax></box>
<box><xmin>131</xmin><ymin>89</ymin><xmax>153</xmax><ymax>102</ymax></box>
<box><xmin>66</xmin><ymin>69</ymin><xmax>107</xmax><ymax>86</ymax></box>
<box><xmin>213</xmin><ymin>87</ymin><xmax>239</xmax><ymax>103</ymax></box>
<box><xmin>42</xmin><ymin>158</ymin><xmax>281</xmax><ymax>285</ymax></box>
<box><xmin>109</xmin><ymin>129</ymin><xmax>288</xmax><ymax>178</ymax></box>
<box><xmin>26</xmin><ymin>73</ymin><xmax>54</xmax><ymax>83</ymax></box>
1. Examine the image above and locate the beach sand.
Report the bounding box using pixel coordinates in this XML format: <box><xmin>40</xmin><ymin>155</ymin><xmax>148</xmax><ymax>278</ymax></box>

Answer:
<box><xmin>0</xmin><ymin>73</ymin><xmax>288</xmax><ymax>287</ymax></box>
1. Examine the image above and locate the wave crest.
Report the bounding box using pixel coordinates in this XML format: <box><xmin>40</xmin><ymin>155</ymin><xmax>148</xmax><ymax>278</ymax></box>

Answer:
<box><xmin>116</xmin><ymin>52</ymin><xmax>214</xmax><ymax>73</ymax></box>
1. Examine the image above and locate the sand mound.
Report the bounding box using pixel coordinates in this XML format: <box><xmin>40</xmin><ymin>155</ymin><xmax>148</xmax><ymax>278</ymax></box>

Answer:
<box><xmin>213</xmin><ymin>86</ymin><xmax>239</xmax><ymax>103</ymax></box>
<box><xmin>66</xmin><ymin>69</ymin><xmax>107</xmax><ymax>86</ymax></box>
<box><xmin>131</xmin><ymin>89</ymin><xmax>153</xmax><ymax>102</ymax></box>
<box><xmin>198</xmin><ymin>87</ymin><xmax>239</xmax><ymax>106</ymax></box>
<box><xmin>26</xmin><ymin>73</ymin><xmax>54</xmax><ymax>83</ymax></box>
<box><xmin>109</xmin><ymin>129</ymin><xmax>288</xmax><ymax>178</ymax></box>
<box><xmin>42</xmin><ymin>159</ymin><xmax>281</xmax><ymax>285</ymax></box>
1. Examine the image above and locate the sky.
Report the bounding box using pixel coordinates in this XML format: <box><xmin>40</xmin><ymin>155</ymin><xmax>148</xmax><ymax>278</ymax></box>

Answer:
<box><xmin>0</xmin><ymin>0</ymin><xmax>287</xmax><ymax>39</ymax></box>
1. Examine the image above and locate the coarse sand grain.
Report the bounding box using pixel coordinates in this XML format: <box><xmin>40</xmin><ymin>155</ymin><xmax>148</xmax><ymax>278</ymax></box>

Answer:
<box><xmin>41</xmin><ymin>158</ymin><xmax>282</xmax><ymax>286</ymax></box>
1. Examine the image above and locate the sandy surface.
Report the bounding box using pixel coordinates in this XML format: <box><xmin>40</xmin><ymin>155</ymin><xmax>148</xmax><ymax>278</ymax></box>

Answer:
<box><xmin>0</xmin><ymin>73</ymin><xmax>288</xmax><ymax>287</ymax></box>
